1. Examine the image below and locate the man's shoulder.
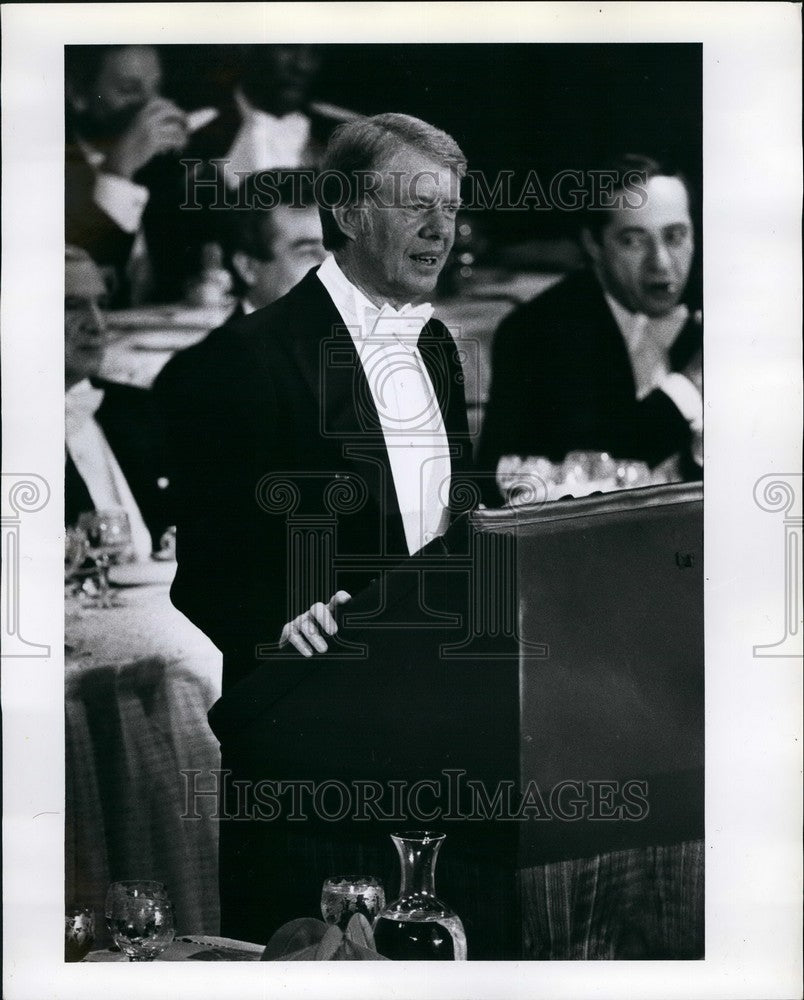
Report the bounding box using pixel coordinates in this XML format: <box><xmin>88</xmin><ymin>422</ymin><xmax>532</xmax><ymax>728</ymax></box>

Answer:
<box><xmin>93</xmin><ymin>379</ymin><xmax>154</xmax><ymax>419</ymax></box>
<box><xmin>495</xmin><ymin>270</ymin><xmax>606</xmax><ymax>341</ymax></box>
<box><xmin>519</xmin><ymin>269</ymin><xmax>601</xmax><ymax>317</ymax></box>
<box><xmin>154</xmin><ymin>271</ymin><xmax>329</xmax><ymax>393</ymax></box>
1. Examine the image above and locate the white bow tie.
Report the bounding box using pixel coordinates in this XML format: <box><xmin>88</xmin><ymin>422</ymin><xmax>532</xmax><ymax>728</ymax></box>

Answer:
<box><xmin>363</xmin><ymin>301</ymin><xmax>435</xmax><ymax>347</ymax></box>
<box><xmin>65</xmin><ymin>381</ymin><xmax>104</xmax><ymax>435</ymax></box>
<box><xmin>245</xmin><ymin>109</ymin><xmax>309</xmax><ymax>141</ymax></box>
<box><xmin>633</xmin><ymin>304</ymin><xmax>690</xmax><ymax>351</ymax></box>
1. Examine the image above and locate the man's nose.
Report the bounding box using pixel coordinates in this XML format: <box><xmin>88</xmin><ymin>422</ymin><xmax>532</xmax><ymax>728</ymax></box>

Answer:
<box><xmin>83</xmin><ymin>303</ymin><xmax>106</xmax><ymax>339</ymax></box>
<box><xmin>419</xmin><ymin>208</ymin><xmax>452</xmax><ymax>241</ymax></box>
<box><xmin>646</xmin><ymin>237</ymin><xmax>673</xmax><ymax>272</ymax></box>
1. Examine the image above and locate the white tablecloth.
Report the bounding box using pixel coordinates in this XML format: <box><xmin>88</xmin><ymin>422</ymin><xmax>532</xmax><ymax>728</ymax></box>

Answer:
<box><xmin>66</xmin><ymin>560</ymin><xmax>223</xmax><ymax>938</ymax></box>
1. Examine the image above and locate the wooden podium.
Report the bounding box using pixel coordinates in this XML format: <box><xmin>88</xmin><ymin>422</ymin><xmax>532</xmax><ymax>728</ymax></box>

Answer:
<box><xmin>211</xmin><ymin>482</ymin><xmax>704</xmax><ymax>957</ymax></box>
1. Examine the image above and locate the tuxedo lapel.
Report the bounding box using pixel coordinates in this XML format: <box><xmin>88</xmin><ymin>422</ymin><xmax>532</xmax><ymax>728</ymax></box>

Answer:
<box><xmin>273</xmin><ymin>272</ymin><xmax>399</xmax><ymax>524</ymax></box>
<box><xmin>584</xmin><ymin>277</ymin><xmax>639</xmax><ymax>404</ymax></box>
<box><xmin>271</xmin><ymin>273</ymin><xmax>470</xmax><ymax>537</ymax></box>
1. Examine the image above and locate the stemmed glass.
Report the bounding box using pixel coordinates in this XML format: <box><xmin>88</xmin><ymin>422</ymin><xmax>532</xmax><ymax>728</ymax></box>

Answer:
<box><xmin>320</xmin><ymin>876</ymin><xmax>385</xmax><ymax>930</ymax></box>
<box><xmin>105</xmin><ymin>881</ymin><xmax>175</xmax><ymax>961</ymax></box>
<box><xmin>76</xmin><ymin>509</ymin><xmax>133</xmax><ymax>608</ymax></box>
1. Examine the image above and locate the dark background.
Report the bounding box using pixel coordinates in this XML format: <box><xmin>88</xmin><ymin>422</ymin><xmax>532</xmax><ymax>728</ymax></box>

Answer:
<box><xmin>161</xmin><ymin>43</ymin><xmax>702</xmax><ymax>243</ymax></box>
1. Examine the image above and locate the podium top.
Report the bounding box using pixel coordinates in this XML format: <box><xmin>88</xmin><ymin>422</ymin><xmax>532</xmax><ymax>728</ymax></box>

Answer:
<box><xmin>472</xmin><ymin>481</ymin><xmax>703</xmax><ymax>533</ymax></box>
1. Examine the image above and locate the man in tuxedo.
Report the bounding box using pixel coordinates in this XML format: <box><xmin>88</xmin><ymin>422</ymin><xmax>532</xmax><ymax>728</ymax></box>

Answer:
<box><xmin>156</xmin><ymin>114</ymin><xmax>472</xmax><ymax>940</ymax></box>
<box><xmin>219</xmin><ymin>171</ymin><xmax>327</xmax><ymax>319</ymax></box>
<box><xmin>65</xmin><ymin>246</ymin><xmax>171</xmax><ymax>557</ymax></box>
<box><xmin>477</xmin><ymin>154</ymin><xmax>703</xmax><ymax>505</ymax></box>
<box><xmin>65</xmin><ymin>45</ymin><xmax>194</xmax><ymax>305</ymax></box>
<box><xmin>184</xmin><ymin>45</ymin><xmax>355</xmax><ymax>192</ymax></box>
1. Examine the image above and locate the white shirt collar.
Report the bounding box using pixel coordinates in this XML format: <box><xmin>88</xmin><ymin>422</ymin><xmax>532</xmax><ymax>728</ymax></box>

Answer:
<box><xmin>65</xmin><ymin>378</ymin><xmax>105</xmax><ymax>435</ymax></box>
<box><xmin>603</xmin><ymin>289</ymin><xmax>689</xmax><ymax>400</ymax></box>
<box><xmin>604</xmin><ymin>290</ymin><xmax>689</xmax><ymax>354</ymax></box>
<box><xmin>316</xmin><ymin>255</ymin><xmax>434</xmax><ymax>343</ymax></box>
<box><xmin>234</xmin><ymin>87</ymin><xmax>309</xmax><ymax>129</ymax></box>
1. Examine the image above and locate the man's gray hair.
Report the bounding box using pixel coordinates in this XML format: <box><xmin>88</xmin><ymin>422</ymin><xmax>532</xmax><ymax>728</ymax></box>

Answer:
<box><xmin>318</xmin><ymin>112</ymin><xmax>467</xmax><ymax>251</ymax></box>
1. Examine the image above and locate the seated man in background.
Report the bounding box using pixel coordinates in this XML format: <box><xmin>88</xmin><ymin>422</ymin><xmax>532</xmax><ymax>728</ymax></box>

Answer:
<box><xmin>65</xmin><ymin>246</ymin><xmax>172</xmax><ymax>559</ymax></box>
<box><xmin>219</xmin><ymin>171</ymin><xmax>327</xmax><ymax>320</ymax></box>
<box><xmin>65</xmin><ymin>44</ymin><xmax>197</xmax><ymax>305</ymax></box>
<box><xmin>187</xmin><ymin>44</ymin><xmax>356</xmax><ymax>190</ymax></box>
<box><xmin>477</xmin><ymin>153</ymin><xmax>703</xmax><ymax>505</ymax></box>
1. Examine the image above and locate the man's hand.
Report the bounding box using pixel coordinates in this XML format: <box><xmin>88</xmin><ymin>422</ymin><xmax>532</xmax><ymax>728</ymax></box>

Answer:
<box><xmin>279</xmin><ymin>591</ymin><xmax>352</xmax><ymax>657</ymax></box>
<box><xmin>104</xmin><ymin>98</ymin><xmax>189</xmax><ymax>180</ymax></box>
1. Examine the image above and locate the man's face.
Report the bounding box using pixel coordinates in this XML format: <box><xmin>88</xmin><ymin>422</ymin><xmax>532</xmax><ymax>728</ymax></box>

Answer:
<box><xmin>243</xmin><ymin>45</ymin><xmax>321</xmax><ymax>116</ymax></box>
<box><xmin>348</xmin><ymin>145</ymin><xmax>461</xmax><ymax>307</ymax></box>
<box><xmin>585</xmin><ymin>175</ymin><xmax>694</xmax><ymax>318</ymax></box>
<box><xmin>73</xmin><ymin>46</ymin><xmax>162</xmax><ymax>137</ymax></box>
<box><xmin>246</xmin><ymin>206</ymin><xmax>326</xmax><ymax>308</ymax></box>
<box><xmin>65</xmin><ymin>260</ymin><xmax>108</xmax><ymax>388</ymax></box>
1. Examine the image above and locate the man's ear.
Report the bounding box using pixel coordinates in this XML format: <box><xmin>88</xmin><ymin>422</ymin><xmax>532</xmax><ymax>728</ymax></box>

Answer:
<box><xmin>331</xmin><ymin>203</ymin><xmax>362</xmax><ymax>244</ymax></box>
<box><xmin>231</xmin><ymin>251</ymin><xmax>259</xmax><ymax>288</ymax></box>
<box><xmin>580</xmin><ymin>227</ymin><xmax>602</xmax><ymax>265</ymax></box>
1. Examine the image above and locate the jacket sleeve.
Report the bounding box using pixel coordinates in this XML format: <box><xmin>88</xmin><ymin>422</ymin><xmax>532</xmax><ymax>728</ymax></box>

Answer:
<box><xmin>65</xmin><ymin>149</ymin><xmax>136</xmax><ymax>276</ymax></box>
<box><xmin>153</xmin><ymin>330</ymin><xmax>288</xmax><ymax>659</ymax></box>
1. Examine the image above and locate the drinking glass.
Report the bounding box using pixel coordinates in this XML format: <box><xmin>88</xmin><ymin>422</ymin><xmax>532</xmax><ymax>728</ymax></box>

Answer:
<box><xmin>65</xmin><ymin>904</ymin><xmax>95</xmax><ymax>962</ymax></box>
<box><xmin>64</xmin><ymin>526</ymin><xmax>89</xmax><ymax>586</ymax></box>
<box><xmin>76</xmin><ymin>509</ymin><xmax>133</xmax><ymax>607</ymax></box>
<box><xmin>321</xmin><ymin>876</ymin><xmax>385</xmax><ymax>930</ymax></box>
<box><xmin>105</xmin><ymin>881</ymin><xmax>174</xmax><ymax>961</ymax></box>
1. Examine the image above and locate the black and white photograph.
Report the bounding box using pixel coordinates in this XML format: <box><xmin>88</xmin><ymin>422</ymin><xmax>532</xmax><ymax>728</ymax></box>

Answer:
<box><xmin>1</xmin><ymin>4</ymin><xmax>801</xmax><ymax>999</ymax></box>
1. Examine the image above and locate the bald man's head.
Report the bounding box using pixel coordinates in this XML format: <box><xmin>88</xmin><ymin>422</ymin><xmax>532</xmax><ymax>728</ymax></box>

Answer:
<box><xmin>65</xmin><ymin>247</ymin><xmax>107</xmax><ymax>389</ymax></box>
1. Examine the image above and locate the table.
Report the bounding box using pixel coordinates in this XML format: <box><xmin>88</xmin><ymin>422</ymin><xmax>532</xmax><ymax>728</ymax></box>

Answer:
<box><xmin>100</xmin><ymin>302</ymin><xmax>234</xmax><ymax>388</ymax></box>
<box><xmin>99</xmin><ymin>271</ymin><xmax>561</xmax><ymax>453</ymax></box>
<box><xmin>86</xmin><ymin>935</ymin><xmax>264</xmax><ymax>962</ymax></box>
<box><xmin>66</xmin><ymin>559</ymin><xmax>223</xmax><ymax>939</ymax></box>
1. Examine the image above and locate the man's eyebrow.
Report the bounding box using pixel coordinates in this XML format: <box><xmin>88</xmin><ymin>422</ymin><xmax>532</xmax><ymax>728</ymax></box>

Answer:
<box><xmin>289</xmin><ymin>237</ymin><xmax>324</xmax><ymax>249</ymax></box>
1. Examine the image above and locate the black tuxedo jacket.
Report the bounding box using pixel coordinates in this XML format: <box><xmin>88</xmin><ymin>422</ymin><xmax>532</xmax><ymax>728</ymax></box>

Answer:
<box><xmin>477</xmin><ymin>270</ymin><xmax>702</xmax><ymax>502</ymax></box>
<box><xmin>65</xmin><ymin>380</ymin><xmax>173</xmax><ymax>551</ymax></box>
<box><xmin>154</xmin><ymin>269</ymin><xmax>473</xmax><ymax>689</ymax></box>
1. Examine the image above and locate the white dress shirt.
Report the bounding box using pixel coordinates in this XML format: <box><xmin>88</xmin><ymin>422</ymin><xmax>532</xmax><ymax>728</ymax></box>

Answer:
<box><xmin>65</xmin><ymin>380</ymin><xmax>153</xmax><ymax>562</ymax></box>
<box><xmin>316</xmin><ymin>256</ymin><xmax>452</xmax><ymax>556</ymax></box>
<box><xmin>223</xmin><ymin>89</ymin><xmax>312</xmax><ymax>188</ymax></box>
<box><xmin>77</xmin><ymin>139</ymin><xmax>150</xmax><ymax>235</ymax></box>
<box><xmin>604</xmin><ymin>292</ymin><xmax>703</xmax><ymax>433</ymax></box>
<box><xmin>605</xmin><ymin>294</ymin><xmax>703</xmax><ymax>468</ymax></box>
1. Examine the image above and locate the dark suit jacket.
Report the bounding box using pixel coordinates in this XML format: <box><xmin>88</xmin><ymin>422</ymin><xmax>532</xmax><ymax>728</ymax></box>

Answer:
<box><xmin>65</xmin><ymin>138</ymin><xmax>202</xmax><ymax>306</ymax></box>
<box><xmin>65</xmin><ymin>380</ymin><xmax>173</xmax><ymax>551</ymax></box>
<box><xmin>154</xmin><ymin>269</ymin><xmax>473</xmax><ymax>690</ymax></box>
<box><xmin>477</xmin><ymin>270</ymin><xmax>702</xmax><ymax>503</ymax></box>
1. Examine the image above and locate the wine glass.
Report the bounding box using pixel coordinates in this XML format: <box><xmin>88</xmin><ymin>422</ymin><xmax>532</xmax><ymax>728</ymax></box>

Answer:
<box><xmin>76</xmin><ymin>509</ymin><xmax>133</xmax><ymax>608</ymax></box>
<box><xmin>65</xmin><ymin>904</ymin><xmax>95</xmax><ymax>962</ymax></box>
<box><xmin>105</xmin><ymin>881</ymin><xmax>174</xmax><ymax>961</ymax></box>
<box><xmin>64</xmin><ymin>526</ymin><xmax>89</xmax><ymax>588</ymax></box>
<box><xmin>321</xmin><ymin>876</ymin><xmax>385</xmax><ymax>930</ymax></box>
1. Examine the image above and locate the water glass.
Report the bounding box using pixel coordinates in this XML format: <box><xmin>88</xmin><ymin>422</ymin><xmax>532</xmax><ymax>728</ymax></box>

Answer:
<box><xmin>105</xmin><ymin>881</ymin><xmax>174</xmax><ymax>961</ymax></box>
<box><xmin>321</xmin><ymin>876</ymin><xmax>385</xmax><ymax>930</ymax></box>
